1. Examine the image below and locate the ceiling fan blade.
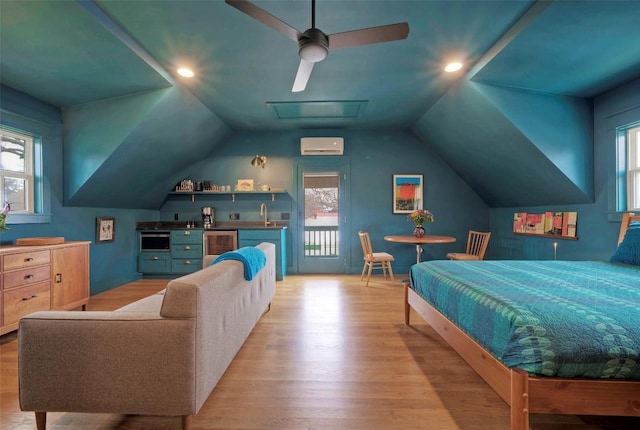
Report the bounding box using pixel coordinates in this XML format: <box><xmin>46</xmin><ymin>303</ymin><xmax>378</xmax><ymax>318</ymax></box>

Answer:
<box><xmin>225</xmin><ymin>0</ymin><xmax>300</xmax><ymax>42</ymax></box>
<box><xmin>328</xmin><ymin>22</ymin><xmax>409</xmax><ymax>50</ymax></box>
<box><xmin>292</xmin><ymin>60</ymin><xmax>315</xmax><ymax>92</ymax></box>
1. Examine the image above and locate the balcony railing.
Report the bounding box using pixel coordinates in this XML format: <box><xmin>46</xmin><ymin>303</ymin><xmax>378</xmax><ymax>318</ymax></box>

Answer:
<box><xmin>304</xmin><ymin>226</ymin><xmax>339</xmax><ymax>256</ymax></box>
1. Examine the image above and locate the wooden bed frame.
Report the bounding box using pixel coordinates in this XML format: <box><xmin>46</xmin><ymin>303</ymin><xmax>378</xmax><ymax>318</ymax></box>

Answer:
<box><xmin>404</xmin><ymin>212</ymin><xmax>640</xmax><ymax>430</ymax></box>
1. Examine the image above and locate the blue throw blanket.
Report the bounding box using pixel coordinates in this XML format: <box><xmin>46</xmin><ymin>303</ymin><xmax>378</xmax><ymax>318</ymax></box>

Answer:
<box><xmin>211</xmin><ymin>247</ymin><xmax>266</xmax><ymax>280</ymax></box>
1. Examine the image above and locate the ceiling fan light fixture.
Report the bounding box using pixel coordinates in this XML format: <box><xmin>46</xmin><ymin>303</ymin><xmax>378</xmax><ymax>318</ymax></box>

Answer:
<box><xmin>298</xmin><ymin>29</ymin><xmax>329</xmax><ymax>62</ymax></box>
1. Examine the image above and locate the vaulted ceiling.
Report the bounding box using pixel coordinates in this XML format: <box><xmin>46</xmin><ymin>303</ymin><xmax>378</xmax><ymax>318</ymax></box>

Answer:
<box><xmin>2</xmin><ymin>0</ymin><xmax>640</xmax><ymax>209</ymax></box>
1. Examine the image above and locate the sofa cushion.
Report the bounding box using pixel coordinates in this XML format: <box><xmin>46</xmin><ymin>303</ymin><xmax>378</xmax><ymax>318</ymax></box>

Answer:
<box><xmin>160</xmin><ymin>260</ymin><xmax>246</xmax><ymax>319</ymax></box>
<box><xmin>115</xmin><ymin>293</ymin><xmax>164</xmax><ymax>313</ymax></box>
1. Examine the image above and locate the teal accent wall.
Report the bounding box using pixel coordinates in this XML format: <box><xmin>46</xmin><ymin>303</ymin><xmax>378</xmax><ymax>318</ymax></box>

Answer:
<box><xmin>488</xmin><ymin>78</ymin><xmax>640</xmax><ymax>261</ymax></box>
<box><xmin>412</xmin><ymin>80</ymin><xmax>594</xmax><ymax>207</ymax></box>
<box><xmin>475</xmin><ymin>83</ymin><xmax>594</xmax><ymax>198</ymax></box>
<box><xmin>4</xmin><ymin>77</ymin><xmax>638</xmax><ymax>294</ymax></box>
<box><xmin>62</xmin><ymin>85</ymin><xmax>231</xmax><ymax>209</ymax></box>
<box><xmin>1</xmin><ymin>85</ymin><xmax>158</xmax><ymax>294</ymax></box>
<box><xmin>160</xmin><ymin>129</ymin><xmax>490</xmax><ymax>276</ymax></box>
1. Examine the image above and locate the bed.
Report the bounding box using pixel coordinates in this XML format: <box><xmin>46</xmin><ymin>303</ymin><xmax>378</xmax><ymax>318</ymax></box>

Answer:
<box><xmin>404</xmin><ymin>212</ymin><xmax>640</xmax><ymax>430</ymax></box>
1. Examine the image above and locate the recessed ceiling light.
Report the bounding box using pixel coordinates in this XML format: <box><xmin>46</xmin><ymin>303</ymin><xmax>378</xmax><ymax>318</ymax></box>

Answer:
<box><xmin>444</xmin><ymin>62</ymin><xmax>463</xmax><ymax>73</ymax></box>
<box><xmin>177</xmin><ymin>67</ymin><xmax>195</xmax><ymax>78</ymax></box>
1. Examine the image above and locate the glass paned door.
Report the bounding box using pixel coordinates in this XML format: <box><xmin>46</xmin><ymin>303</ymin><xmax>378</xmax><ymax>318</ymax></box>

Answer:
<box><xmin>297</xmin><ymin>164</ymin><xmax>347</xmax><ymax>273</ymax></box>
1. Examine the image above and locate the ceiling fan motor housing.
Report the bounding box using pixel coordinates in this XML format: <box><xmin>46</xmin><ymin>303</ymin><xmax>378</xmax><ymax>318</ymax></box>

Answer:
<box><xmin>298</xmin><ymin>28</ymin><xmax>329</xmax><ymax>62</ymax></box>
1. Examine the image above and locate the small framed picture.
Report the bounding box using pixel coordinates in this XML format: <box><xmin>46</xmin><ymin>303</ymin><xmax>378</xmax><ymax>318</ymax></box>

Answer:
<box><xmin>236</xmin><ymin>179</ymin><xmax>254</xmax><ymax>191</ymax></box>
<box><xmin>393</xmin><ymin>174</ymin><xmax>423</xmax><ymax>213</ymax></box>
<box><xmin>96</xmin><ymin>217</ymin><xmax>115</xmax><ymax>243</ymax></box>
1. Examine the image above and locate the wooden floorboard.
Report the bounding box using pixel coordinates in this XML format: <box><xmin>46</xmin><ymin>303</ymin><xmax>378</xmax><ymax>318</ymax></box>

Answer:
<box><xmin>1</xmin><ymin>275</ymin><xmax>639</xmax><ymax>429</ymax></box>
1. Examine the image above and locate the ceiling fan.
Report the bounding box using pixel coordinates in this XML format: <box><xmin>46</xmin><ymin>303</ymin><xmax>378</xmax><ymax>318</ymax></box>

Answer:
<box><xmin>225</xmin><ymin>0</ymin><xmax>409</xmax><ymax>92</ymax></box>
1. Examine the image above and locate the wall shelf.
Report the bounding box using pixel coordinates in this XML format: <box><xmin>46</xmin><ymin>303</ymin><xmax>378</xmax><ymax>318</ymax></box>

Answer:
<box><xmin>169</xmin><ymin>190</ymin><xmax>287</xmax><ymax>202</ymax></box>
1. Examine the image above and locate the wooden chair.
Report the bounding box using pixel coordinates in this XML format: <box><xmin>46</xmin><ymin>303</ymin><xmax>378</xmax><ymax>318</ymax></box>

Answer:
<box><xmin>358</xmin><ymin>231</ymin><xmax>396</xmax><ymax>287</ymax></box>
<box><xmin>446</xmin><ymin>230</ymin><xmax>491</xmax><ymax>261</ymax></box>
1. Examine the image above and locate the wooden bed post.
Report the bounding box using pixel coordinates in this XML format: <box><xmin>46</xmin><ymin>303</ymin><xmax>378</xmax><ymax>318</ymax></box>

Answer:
<box><xmin>510</xmin><ymin>369</ymin><xmax>530</xmax><ymax>430</ymax></box>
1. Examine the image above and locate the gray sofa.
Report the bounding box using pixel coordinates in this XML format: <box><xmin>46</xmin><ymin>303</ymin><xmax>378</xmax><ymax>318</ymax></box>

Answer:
<box><xmin>18</xmin><ymin>242</ymin><xmax>276</xmax><ymax>430</ymax></box>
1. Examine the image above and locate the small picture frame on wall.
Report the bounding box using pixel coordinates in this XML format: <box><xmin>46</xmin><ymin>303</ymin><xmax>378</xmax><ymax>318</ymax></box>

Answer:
<box><xmin>96</xmin><ymin>217</ymin><xmax>115</xmax><ymax>243</ymax></box>
<box><xmin>393</xmin><ymin>174</ymin><xmax>423</xmax><ymax>213</ymax></box>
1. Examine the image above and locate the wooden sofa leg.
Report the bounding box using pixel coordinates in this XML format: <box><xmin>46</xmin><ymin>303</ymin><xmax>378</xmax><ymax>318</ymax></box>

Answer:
<box><xmin>35</xmin><ymin>411</ymin><xmax>46</xmax><ymax>430</ymax></box>
<box><xmin>182</xmin><ymin>415</ymin><xmax>192</xmax><ymax>430</ymax></box>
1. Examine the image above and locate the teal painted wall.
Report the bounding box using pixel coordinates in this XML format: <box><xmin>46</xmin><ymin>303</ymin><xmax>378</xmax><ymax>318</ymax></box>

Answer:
<box><xmin>5</xmin><ymin>77</ymin><xmax>637</xmax><ymax>295</ymax></box>
<box><xmin>1</xmin><ymin>85</ymin><xmax>158</xmax><ymax>294</ymax></box>
<box><xmin>488</xmin><ymin>78</ymin><xmax>640</xmax><ymax>261</ymax></box>
<box><xmin>412</xmin><ymin>80</ymin><xmax>594</xmax><ymax>207</ymax></box>
<box><xmin>62</xmin><ymin>85</ymin><xmax>230</xmax><ymax>209</ymax></box>
<box><xmin>160</xmin><ymin>129</ymin><xmax>490</xmax><ymax>276</ymax></box>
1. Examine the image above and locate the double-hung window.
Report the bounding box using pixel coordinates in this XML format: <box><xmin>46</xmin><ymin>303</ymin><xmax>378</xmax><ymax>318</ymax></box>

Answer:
<box><xmin>622</xmin><ymin>122</ymin><xmax>640</xmax><ymax>211</ymax></box>
<box><xmin>1</xmin><ymin>127</ymin><xmax>35</xmax><ymax>213</ymax></box>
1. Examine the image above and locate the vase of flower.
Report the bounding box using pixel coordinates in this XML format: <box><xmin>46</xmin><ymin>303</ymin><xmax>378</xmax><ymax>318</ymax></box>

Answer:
<box><xmin>407</xmin><ymin>209</ymin><xmax>434</xmax><ymax>238</ymax></box>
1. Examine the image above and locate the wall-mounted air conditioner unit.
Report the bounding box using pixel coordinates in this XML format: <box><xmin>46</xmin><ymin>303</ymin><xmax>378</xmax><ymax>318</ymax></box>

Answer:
<box><xmin>300</xmin><ymin>137</ymin><xmax>344</xmax><ymax>156</ymax></box>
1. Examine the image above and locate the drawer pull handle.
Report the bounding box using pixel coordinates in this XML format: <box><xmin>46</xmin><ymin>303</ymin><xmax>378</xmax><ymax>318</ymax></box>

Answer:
<box><xmin>25</xmin><ymin>257</ymin><xmax>34</xmax><ymax>262</ymax></box>
<box><xmin>153</xmin><ymin>256</ymin><xmax>159</xmax><ymax>260</ymax></box>
<box><xmin>22</xmin><ymin>295</ymin><xmax>38</xmax><ymax>301</ymax></box>
<box><xmin>55</xmin><ymin>273</ymin><xmax>62</xmax><ymax>283</ymax></box>
<box><xmin>184</xmin><ymin>246</ymin><xmax>191</xmax><ymax>250</ymax></box>
<box><xmin>184</xmin><ymin>231</ymin><xmax>191</xmax><ymax>236</ymax></box>
<box><xmin>25</xmin><ymin>274</ymin><xmax>34</xmax><ymax>279</ymax></box>
<box><xmin>184</xmin><ymin>260</ymin><xmax>191</xmax><ymax>265</ymax></box>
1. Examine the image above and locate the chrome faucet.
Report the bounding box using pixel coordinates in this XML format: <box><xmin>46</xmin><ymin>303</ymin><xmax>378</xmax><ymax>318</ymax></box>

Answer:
<box><xmin>260</xmin><ymin>203</ymin><xmax>268</xmax><ymax>227</ymax></box>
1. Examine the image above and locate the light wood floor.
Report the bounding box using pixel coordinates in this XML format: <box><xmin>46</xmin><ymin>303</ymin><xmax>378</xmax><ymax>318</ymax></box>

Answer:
<box><xmin>2</xmin><ymin>275</ymin><xmax>640</xmax><ymax>429</ymax></box>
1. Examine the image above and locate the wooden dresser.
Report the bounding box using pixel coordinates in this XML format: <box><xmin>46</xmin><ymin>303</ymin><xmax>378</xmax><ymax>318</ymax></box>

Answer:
<box><xmin>0</xmin><ymin>241</ymin><xmax>90</xmax><ymax>335</ymax></box>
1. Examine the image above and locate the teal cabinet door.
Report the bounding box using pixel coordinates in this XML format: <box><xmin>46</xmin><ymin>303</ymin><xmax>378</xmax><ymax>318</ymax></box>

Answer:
<box><xmin>238</xmin><ymin>229</ymin><xmax>286</xmax><ymax>280</ymax></box>
<box><xmin>138</xmin><ymin>253</ymin><xmax>171</xmax><ymax>274</ymax></box>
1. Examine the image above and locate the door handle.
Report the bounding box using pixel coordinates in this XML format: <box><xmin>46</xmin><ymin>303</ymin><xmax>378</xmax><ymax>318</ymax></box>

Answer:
<box><xmin>55</xmin><ymin>273</ymin><xmax>62</xmax><ymax>283</ymax></box>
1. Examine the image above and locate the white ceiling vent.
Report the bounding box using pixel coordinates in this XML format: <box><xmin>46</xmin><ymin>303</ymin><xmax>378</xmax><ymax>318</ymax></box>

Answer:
<box><xmin>301</xmin><ymin>137</ymin><xmax>344</xmax><ymax>156</ymax></box>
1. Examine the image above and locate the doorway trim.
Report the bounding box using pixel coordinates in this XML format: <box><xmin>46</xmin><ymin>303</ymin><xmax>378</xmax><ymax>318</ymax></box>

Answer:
<box><xmin>293</xmin><ymin>157</ymin><xmax>350</xmax><ymax>274</ymax></box>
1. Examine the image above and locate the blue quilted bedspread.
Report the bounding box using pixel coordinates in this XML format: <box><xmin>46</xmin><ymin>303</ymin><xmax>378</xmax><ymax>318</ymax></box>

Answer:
<box><xmin>409</xmin><ymin>260</ymin><xmax>640</xmax><ymax>378</ymax></box>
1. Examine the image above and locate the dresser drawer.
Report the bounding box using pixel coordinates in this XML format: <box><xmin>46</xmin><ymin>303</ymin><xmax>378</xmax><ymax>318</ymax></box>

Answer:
<box><xmin>3</xmin><ymin>265</ymin><xmax>51</xmax><ymax>290</ymax></box>
<box><xmin>2</xmin><ymin>250</ymin><xmax>51</xmax><ymax>271</ymax></box>
<box><xmin>3</xmin><ymin>281</ymin><xmax>51</xmax><ymax>326</ymax></box>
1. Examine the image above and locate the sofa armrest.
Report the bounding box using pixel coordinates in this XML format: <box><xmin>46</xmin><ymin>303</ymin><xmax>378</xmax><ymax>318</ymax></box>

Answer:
<box><xmin>19</xmin><ymin>311</ymin><xmax>197</xmax><ymax>416</ymax></box>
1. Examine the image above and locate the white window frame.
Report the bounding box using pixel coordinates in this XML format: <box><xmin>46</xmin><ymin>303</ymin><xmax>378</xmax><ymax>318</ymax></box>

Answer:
<box><xmin>1</xmin><ymin>126</ymin><xmax>35</xmax><ymax>214</ymax></box>
<box><xmin>625</xmin><ymin>123</ymin><xmax>640</xmax><ymax>211</ymax></box>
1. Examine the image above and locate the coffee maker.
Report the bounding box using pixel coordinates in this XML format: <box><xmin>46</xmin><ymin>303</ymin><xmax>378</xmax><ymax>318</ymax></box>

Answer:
<box><xmin>201</xmin><ymin>206</ymin><xmax>214</xmax><ymax>228</ymax></box>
